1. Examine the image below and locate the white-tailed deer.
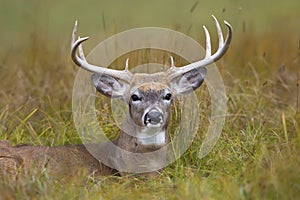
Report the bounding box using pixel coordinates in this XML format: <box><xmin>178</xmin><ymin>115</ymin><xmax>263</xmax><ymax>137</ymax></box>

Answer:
<box><xmin>0</xmin><ymin>16</ymin><xmax>232</xmax><ymax>179</ymax></box>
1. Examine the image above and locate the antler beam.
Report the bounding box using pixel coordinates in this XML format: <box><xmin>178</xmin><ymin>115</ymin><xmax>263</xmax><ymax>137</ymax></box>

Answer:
<box><xmin>167</xmin><ymin>15</ymin><xmax>232</xmax><ymax>82</ymax></box>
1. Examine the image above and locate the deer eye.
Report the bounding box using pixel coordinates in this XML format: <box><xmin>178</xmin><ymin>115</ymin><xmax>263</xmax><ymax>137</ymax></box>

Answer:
<box><xmin>131</xmin><ymin>94</ymin><xmax>141</xmax><ymax>101</ymax></box>
<box><xmin>164</xmin><ymin>93</ymin><xmax>172</xmax><ymax>101</ymax></box>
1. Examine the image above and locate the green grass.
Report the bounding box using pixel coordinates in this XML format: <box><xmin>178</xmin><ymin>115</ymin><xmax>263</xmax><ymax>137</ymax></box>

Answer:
<box><xmin>0</xmin><ymin>0</ymin><xmax>300</xmax><ymax>199</ymax></box>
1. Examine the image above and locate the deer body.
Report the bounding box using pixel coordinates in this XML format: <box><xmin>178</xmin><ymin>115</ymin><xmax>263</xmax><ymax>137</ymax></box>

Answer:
<box><xmin>0</xmin><ymin>140</ymin><xmax>116</xmax><ymax>179</ymax></box>
<box><xmin>0</xmin><ymin>16</ymin><xmax>232</xmax><ymax>179</ymax></box>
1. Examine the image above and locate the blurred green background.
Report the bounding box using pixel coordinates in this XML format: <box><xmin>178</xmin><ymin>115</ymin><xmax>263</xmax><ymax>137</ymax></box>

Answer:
<box><xmin>1</xmin><ymin>0</ymin><xmax>299</xmax><ymax>49</ymax></box>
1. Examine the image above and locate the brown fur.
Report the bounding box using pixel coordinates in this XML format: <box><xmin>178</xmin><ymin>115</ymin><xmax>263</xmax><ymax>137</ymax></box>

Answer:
<box><xmin>0</xmin><ymin>140</ymin><xmax>116</xmax><ymax>180</ymax></box>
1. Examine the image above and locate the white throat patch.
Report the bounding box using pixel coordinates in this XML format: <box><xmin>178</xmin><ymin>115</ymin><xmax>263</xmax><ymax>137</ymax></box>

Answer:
<box><xmin>137</xmin><ymin>129</ymin><xmax>166</xmax><ymax>146</ymax></box>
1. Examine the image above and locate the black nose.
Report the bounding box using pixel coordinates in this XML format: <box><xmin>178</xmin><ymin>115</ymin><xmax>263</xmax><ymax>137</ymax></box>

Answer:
<box><xmin>144</xmin><ymin>110</ymin><xmax>163</xmax><ymax>125</ymax></box>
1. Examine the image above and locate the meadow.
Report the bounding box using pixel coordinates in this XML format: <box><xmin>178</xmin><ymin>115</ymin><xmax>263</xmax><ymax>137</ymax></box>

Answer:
<box><xmin>0</xmin><ymin>0</ymin><xmax>299</xmax><ymax>199</ymax></box>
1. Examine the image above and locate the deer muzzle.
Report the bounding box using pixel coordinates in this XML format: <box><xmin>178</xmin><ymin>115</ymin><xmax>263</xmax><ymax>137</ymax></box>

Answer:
<box><xmin>144</xmin><ymin>109</ymin><xmax>163</xmax><ymax>127</ymax></box>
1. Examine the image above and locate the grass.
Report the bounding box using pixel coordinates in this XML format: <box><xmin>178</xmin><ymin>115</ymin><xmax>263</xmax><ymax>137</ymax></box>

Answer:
<box><xmin>0</xmin><ymin>0</ymin><xmax>300</xmax><ymax>199</ymax></box>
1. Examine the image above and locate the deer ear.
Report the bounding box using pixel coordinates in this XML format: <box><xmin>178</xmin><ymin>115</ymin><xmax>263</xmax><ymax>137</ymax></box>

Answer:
<box><xmin>91</xmin><ymin>74</ymin><xmax>128</xmax><ymax>98</ymax></box>
<box><xmin>171</xmin><ymin>67</ymin><xmax>207</xmax><ymax>95</ymax></box>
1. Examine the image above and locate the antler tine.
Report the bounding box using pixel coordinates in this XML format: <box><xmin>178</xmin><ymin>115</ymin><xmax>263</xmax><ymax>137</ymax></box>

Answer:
<box><xmin>125</xmin><ymin>58</ymin><xmax>129</xmax><ymax>71</ymax></box>
<box><xmin>71</xmin><ymin>21</ymin><xmax>88</xmax><ymax>63</ymax></box>
<box><xmin>223</xmin><ymin>20</ymin><xmax>233</xmax><ymax>53</ymax></box>
<box><xmin>71</xmin><ymin>20</ymin><xmax>78</xmax><ymax>49</ymax></box>
<box><xmin>170</xmin><ymin>56</ymin><xmax>175</xmax><ymax>68</ymax></box>
<box><xmin>70</xmin><ymin>21</ymin><xmax>89</xmax><ymax>67</ymax></box>
<box><xmin>212</xmin><ymin>15</ymin><xmax>224</xmax><ymax>49</ymax></box>
<box><xmin>167</xmin><ymin>16</ymin><xmax>232</xmax><ymax>82</ymax></box>
<box><xmin>203</xmin><ymin>25</ymin><xmax>211</xmax><ymax>59</ymax></box>
<box><xmin>70</xmin><ymin>21</ymin><xmax>133</xmax><ymax>83</ymax></box>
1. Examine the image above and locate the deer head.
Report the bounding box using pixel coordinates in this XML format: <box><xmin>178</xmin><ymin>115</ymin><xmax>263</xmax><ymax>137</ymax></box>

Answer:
<box><xmin>70</xmin><ymin>15</ymin><xmax>232</xmax><ymax>157</ymax></box>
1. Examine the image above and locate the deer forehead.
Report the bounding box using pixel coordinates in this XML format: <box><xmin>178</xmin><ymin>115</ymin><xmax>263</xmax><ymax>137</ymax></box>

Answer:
<box><xmin>138</xmin><ymin>83</ymin><xmax>168</xmax><ymax>93</ymax></box>
<box><xmin>129</xmin><ymin>72</ymin><xmax>171</xmax><ymax>93</ymax></box>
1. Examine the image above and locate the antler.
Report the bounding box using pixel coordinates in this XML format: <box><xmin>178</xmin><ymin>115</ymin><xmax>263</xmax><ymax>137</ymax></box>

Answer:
<box><xmin>71</xmin><ymin>21</ymin><xmax>133</xmax><ymax>83</ymax></box>
<box><xmin>167</xmin><ymin>15</ymin><xmax>232</xmax><ymax>82</ymax></box>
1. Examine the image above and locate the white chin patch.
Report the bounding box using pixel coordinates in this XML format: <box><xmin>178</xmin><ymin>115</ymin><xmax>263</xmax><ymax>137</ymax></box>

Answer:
<box><xmin>146</xmin><ymin>123</ymin><xmax>162</xmax><ymax>128</ymax></box>
<box><xmin>137</xmin><ymin>129</ymin><xmax>166</xmax><ymax>146</ymax></box>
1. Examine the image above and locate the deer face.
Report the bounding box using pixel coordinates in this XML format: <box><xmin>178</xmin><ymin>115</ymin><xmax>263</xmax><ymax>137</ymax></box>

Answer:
<box><xmin>128</xmin><ymin>83</ymin><xmax>172</xmax><ymax>128</ymax></box>
<box><xmin>91</xmin><ymin>68</ymin><xmax>207</xmax><ymax>131</ymax></box>
<box><xmin>127</xmin><ymin>73</ymin><xmax>172</xmax><ymax>130</ymax></box>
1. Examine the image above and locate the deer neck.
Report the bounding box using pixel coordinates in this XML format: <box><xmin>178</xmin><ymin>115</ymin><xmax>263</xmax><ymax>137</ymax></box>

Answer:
<box><xmin>109</xmin><ymin>113</ymin><xmax>169</xmax><ymax>176</ymax></box>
